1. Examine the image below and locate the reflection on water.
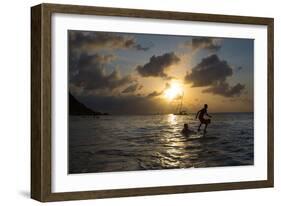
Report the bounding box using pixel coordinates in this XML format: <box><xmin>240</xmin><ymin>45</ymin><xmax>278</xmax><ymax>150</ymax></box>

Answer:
<box><xmin>167</xmin><ymin>114</ymin><xmax>177</xmax><ymax>126</ymax></box>
<box><xmin>69</xmin><ymin>113</ymin><xmax>254</xmax><ymax>174</ymax></box>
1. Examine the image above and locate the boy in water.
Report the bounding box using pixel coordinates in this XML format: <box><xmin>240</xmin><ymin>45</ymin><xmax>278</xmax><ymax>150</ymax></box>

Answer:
<box><xmin>195</xmin><ymin>104</ymin><xmax>212</xmax><ymax>132</ymax></box>
<box><xmin>182</xmin><ymin>123</ymin><xmax>195</xmax><ymax>136</ymax></box>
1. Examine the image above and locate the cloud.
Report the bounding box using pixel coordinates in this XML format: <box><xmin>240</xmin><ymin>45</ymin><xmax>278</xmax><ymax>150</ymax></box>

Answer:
<box><xmin>136</xmin><ymin>52</ymin><xmax>180</xmax><ymax>78</ymax></box>
<box><xmin>185</xmin><ymin>54</ymin><xmax>245</xmax><ymax>97</ymax></box>
<box><xmin>122</xmin><ymin>83</ymin><xmax>142</xmax><ymax>93</ymax></box>
<box><xmin>70</xmin><ymin>53</ymin><xmax>133</xmax><ymax>93</ymax></box>
<box><xmin>185</xmin><ymin>37</ymin><xmax>221</xmax><ymax>52</ymax></box>
<box><xmin>203</xmin><ymin>82</ymin><xmax>245</xmax><ymax>97</ymax></box>
<box><xmin>69</xmin><ymin>30</ymin><xmax>150</xmax><ymax>52</ymax></box>
<box><xmin>185</xmin><ymin>54</ymin><xmax>232</xmax><ymax>87</ymax></box>
<box><xmin>146</xmin><ymin>90</ymin><xmax>163</xmax><ymax>98</ymax></box>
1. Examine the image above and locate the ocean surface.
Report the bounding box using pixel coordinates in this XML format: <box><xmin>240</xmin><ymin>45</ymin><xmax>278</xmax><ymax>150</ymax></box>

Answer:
<box><xmin>69</xmin><ymin>113</ymin><xmax>254</xmax><ymax>174</ymax></box>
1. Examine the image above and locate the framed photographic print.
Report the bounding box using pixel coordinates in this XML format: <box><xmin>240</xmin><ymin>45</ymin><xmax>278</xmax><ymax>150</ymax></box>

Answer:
<box><xmin>31</xmin><ymin>3</ymin><xmax>274</xmax><ymax>202</ymax></box>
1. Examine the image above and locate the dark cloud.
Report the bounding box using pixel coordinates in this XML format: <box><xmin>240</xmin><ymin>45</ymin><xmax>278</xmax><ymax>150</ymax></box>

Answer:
<box><xmin>68</xmin><ymin>31</ymin><xmax>151</xmax><ymax>80</ymax></box>
<box><xmin>203</xmin><ymin>82</ymin><xmax>245</xmax><ymax>97</ymax></box>
<box><xmin>185</xmin><ymin>54</ymin><xmax>232</xmax><ymax>87</ymax></box>
<box><xmin>70</xmin><ymin>53</ymin><xmax>133</xmax><ymax>93</ymax></box>
<box><xmin>185</xmin><ymin>37</ymin><xmax>221</xmax><ymax>52</ymax></box>
<box><xmin>68</xmin><ymin>31</ymin><xmax>148</xmax><ymax>96</ymax></box>
<box><xmin>146</xmin><ymin>90</ymin><xmax>163</xmax><ymax>98</ymax></box>
<box><xmin>69</xmin><ymin>30</ymin><xmax>150</xmax><ymax>52</ymax></box>
<box><xmin>136</xmin><ymin>52</ymin><xmax>180</xmax><ymax>78</ymax></box>
<box><xmin>122</xmin><ymin>83</ymin><xmax>142</xmax><ymax>93</ymax></box>
<box><xmin>185</xmin><ymin>54</ymin><xmax>245</xmax><ymax>97</ymax></box>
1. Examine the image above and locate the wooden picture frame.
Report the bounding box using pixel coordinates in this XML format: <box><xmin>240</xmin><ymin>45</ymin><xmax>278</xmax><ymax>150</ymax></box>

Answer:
<box><xmin>31</xmin><ymin>3</ymin><xmax>274</xmax><ymax>202</ymax></box>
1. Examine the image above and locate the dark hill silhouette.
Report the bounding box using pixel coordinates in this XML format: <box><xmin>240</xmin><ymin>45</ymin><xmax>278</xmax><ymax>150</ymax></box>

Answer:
<box><xmin>69</xmin><ymin>93</ymin><xmax>109</xmax><ymax>115</ymax></box>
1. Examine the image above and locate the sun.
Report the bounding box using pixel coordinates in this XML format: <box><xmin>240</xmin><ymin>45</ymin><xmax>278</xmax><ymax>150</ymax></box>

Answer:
<box><xmin>164</xmin><ymin>81</ymin><xmax>183</xmax><ymax>101</ymax></box>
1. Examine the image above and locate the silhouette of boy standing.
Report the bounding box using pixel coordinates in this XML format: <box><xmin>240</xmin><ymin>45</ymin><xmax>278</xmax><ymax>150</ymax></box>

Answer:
<box><xmin>195</xmin><ymin>104</ymin><xmax>212</xmax><ymax>133</ymax></box>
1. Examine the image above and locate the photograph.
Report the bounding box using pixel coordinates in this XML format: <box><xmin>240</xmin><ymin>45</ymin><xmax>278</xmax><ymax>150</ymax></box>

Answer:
<box><xmin>30</xmin><ymin>3</ymin><xmax>274</xmax><ymax>201</ymax></box>
<box><xmin>68</xmin><ymin>30</ymin><xmax>254</xmax><ymax>174</ymax></box>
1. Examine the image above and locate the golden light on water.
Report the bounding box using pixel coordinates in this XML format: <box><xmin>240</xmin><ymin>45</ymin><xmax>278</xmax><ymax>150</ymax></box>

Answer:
<box><xmin>164</xmin><ymin>81</ymin><xmax>183</xmax><ymax>101</ymax></box>
<box><xmin>167</xmin><ymin>114</ymin><xmax>177</xmax><ymax>125</ymax></box>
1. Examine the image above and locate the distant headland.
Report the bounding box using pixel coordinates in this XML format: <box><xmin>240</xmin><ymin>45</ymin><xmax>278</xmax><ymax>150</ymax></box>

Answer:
<box><xmin>69</xmin><ymin>93</ymin><xmax>109</xmax><ymax>115</ymax></box>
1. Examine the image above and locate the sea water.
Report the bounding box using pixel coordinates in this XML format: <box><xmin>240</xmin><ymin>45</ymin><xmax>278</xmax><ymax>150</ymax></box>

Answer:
<box><xmin>69</xmin><ymin>113</ymin><xmax>254</xmax><ymax>173</ymax></box>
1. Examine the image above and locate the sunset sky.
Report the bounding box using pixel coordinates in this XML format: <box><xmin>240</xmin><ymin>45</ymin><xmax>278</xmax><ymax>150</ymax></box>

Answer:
<box><xmin>68</xmin><ymin>30</ymin><xmax>254</xmax><ymax>114</ymax></box>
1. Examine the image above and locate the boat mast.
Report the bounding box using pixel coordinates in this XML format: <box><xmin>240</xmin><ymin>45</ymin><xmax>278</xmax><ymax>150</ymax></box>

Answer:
<box><xmin>179</xmin><ymin>92</ymin><xmax>184</xmax><ymax>112</ymax></box>
<box><xmin>174</xmin><ymin>100</ymin><xmax>179</xmax><ymax>114</ymax></box>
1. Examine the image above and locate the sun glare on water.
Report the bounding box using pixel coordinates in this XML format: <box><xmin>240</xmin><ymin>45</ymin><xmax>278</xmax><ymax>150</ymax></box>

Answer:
<box><xmin>164</xmin><ymin>81</ymin><xmax>183</xmax><ymax>101</ymax></box>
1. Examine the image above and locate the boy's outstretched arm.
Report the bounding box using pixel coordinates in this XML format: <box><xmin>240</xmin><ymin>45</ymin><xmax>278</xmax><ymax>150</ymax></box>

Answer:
<box><xmin>206</xmin><ymin>112</ymin><xmax>212</xmax><ymax>118</ymax></box>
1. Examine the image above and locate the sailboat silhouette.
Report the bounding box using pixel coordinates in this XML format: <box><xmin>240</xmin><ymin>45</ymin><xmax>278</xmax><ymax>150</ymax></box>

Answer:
<box><xmin>173</xmin><ymin>92</ymin><xmax>188</xmax><ymax>115</ymax></box>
